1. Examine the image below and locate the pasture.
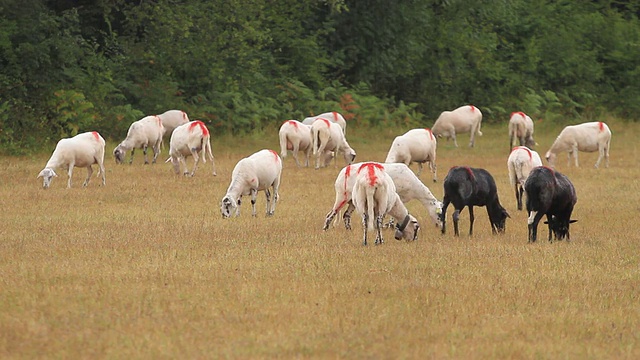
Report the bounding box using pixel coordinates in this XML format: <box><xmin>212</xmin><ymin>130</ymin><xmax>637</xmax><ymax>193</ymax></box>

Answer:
<box><xmin>1</xmin><ymin>118</ymin><xmax>639</xmax><ymax>358</ymax></box>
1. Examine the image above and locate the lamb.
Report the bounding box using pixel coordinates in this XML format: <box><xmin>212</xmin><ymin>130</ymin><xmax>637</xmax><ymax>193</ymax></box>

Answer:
<box><xmin>311</xmin><ymin>118</ymin><xmax>356</xmax><ymax>169</ymax></box>
<box><xmin>166</xmin><ymin>120</ymin><xmax>217</xmax><ymax>177</ymax></box>
<box><xmin>507</xmin><ymin>146</ymin><xmax>543</xmax><ymax>211</ymax></box>
<box><xmin>524</xmin><ymin>166</ymin><xmax>577</xmax><ymax>242</ymax></box>
<box><xmin>508</xmin><ymin>111</ymin><xmax>536</xmax><ymax>150</ymax></box>
<box><xmin>384</xmin><ymin>128</ymin><xmax>438</xmax><ymax>182</ymax></box>
<box><xmin>37</xmin><ymin>131</ymin><xmax>106</xmax><ymax>189</ymax></box>
<box><xmin>158</xmin><ymin>109</ymin><xmax>189</xmax><ymax>138</ymax></box>
<box><xmin>277</xmin><ymin>120</ymin><xmax>330</xmax><ymax>167</ymax></box>
<box><xmin>302</xmin><ymin>111</ymin><xmax>347</xmax><ymax>134</ymax></box>
<box><xmin>545</xmin><ymin>121</ymin><xmax>611</xmax><ymax>169</ymax></box>
<box><xmin>113</xmin><ymin>115</ymin><xmax>165</xmax><ymax>165</ymax></box>
<box><xmin>220</xmin><ymin>149</ymin><xmax>282</xmax><ymax>218</ymax></box>
<box><xmin>440</xmin><ymin>166</ymin><xmax>510</xmax><ymax>236</ymax></box>
<box><xmin>323</xmin><ymin>162</ymin><xmax>443</xmax><ymax>231</ymax></box>
<box><xmin>351</xmin><ymin>162</ymin><xmax>420</xmax><ymax>245</ymax></box>
<box><xmin>431</xmin><ymin>105</ymin><xmax>483</xmax><ymax>147</ymax></box>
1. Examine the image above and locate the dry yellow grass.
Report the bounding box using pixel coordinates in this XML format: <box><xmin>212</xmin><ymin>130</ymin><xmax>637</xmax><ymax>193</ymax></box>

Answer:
<box><xmin>1</xmin><ymin>119</ymin><xmax>639</xmax><ymax>359</ymax></box>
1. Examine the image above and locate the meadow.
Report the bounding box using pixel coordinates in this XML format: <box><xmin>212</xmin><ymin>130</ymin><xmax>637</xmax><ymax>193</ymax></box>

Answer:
<box><xmin>1</xmin><ymin>118</ymin><xmax>639</xmax><ymax>359</ymax></box>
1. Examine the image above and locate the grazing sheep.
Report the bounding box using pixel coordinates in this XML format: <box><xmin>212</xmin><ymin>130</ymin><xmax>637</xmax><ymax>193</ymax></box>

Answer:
<box><xmin>302</xmin><ymin>111</ymin><xmax>347</xmax><ymax>134</ymax></box>
<box><xmin>158</xmin><ymin>109</ymin><xmax>189</xmax><ymax>138</ymax></box>
<box><xmin>432</xmin><ymin>105</ymin><xmax>483</xmax><ymax>147</ymax></box>
<box><xmin>507</xmin><ymin>146</ymin><xmax>543</xmax><ymax>211</ymax></box>
<box><xmin>351</xmin><ymin>162</ymin><xmax>420</xmax><ymax>245</ymax></box>
<box><xmin>384</xmin><ymin>128</ymin><xmax>438</xmax><ymax>182</ymax></box>
<box><xmin>508</xmin><ymin>111</ymin><xmax>536</xmax><ymax>150</ymax></box>
<box><xmin>220</xmin><ymin>149</ymin><xmax>282</xmax><ymax>218</ymax></box>
<box><xmin>166</xmin><ymin>121</ymin><xmax>217</xmax><ymax>177</ymax></box>
<box><xmin>524</xmin><ymin>166</ymin><xmax>577</xmax><ymax>242</ymax></box>
<box><xmin>37</xmin><ymin>131</ymin><xmax>106</xmax><ymax>189</ymax></box>
<box><xmin>545</xmin><ymin>121</ymin><xmax>611</xmax><ymax>168</ymax></box>
<box><xmin>278</xmin><ymin>120</ymin><xmax>325</xmax><ymax>167</ymax></box>
<box><xmin>311</xmin><ymin>119</ymin><xmax>356</xmax><ymax>169</ymax></box>
<box><xmin>113</xmin><ymin>115</ymin><xmax>165</xmax><ymax>165</ymax></box>
<box><xmin>323</xmin><ymin>162</ymin><xmax>443</xmax><ymax>231</ymax></box>
<box><xmin>440</xmin><ymin>166</ymin><xmax>510</xmax><ymax>236</ymax></box>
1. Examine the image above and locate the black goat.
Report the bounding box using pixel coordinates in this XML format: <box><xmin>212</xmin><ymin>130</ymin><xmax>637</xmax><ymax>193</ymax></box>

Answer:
<box><xmin>440</xmin><ymin>166</ymin><xmax>510</xmax><ymax>236</ymax></box>
<box><xmin>524</xmin><ymin>166</ymin><xmax>577</xmax><ymax>242</ymax></box>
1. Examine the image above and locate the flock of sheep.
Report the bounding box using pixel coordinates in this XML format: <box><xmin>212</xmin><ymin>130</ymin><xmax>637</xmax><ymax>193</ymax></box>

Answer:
<box><xmin>36</xmin><ymin>105</ymin><xmax>612</xmax><ymax>244</ymax></box>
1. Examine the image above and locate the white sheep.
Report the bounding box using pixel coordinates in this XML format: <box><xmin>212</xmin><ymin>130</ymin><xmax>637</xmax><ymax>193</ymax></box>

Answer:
<box><xmin>166</xmin><ymin>120</ymin><xmax>217</xmax><ymax>177</ymax></box>
<box><xmin>545</xmin><ymin>121</ymin><xmax>611</xmax><ymax>168</ymax></box>
<box><xmin>311</xmin><ymin>118</ymin><xmax>356</xmax><ymax>169</ymax></box>
<box><xmin>323</xmin><ymin>162</ymin><xmax>442</xmax><ymax>232</ymax></box>
<box><xmin>113</xmin><ymin>115</ymin><xmax>165</xmax><ymax>165</ymax></box>
<box><xmin>351</xmin><ymin>162</ymin><xmax>420</xmax><ymax>245</ymax></box>
<box><xmin>302</xmin><ymin>111</ymin><xmax>347</xmax><ymax>134</ymax></box>
<box><xmin>158</xmin><ymin>109</ymin><xmax>189</xmax><ymax>137</ymax></box>
<box><xmin>278</xmin><ymin>120</ymin><xmax>317</xmax><ymax>167</ymax></box>
<box><xmin>431</xmin><ymin>105</ymin><xmax>483</xmax><ymax>147</ymax></box>
<box><xmin>220</xmin><ymin>149</ymin><xmax>283</xmax><ymax>218</ymax></box>
<box><xmin>508</xmin><ymin>111</ymin><xmax>536</xmax><ymax>150</ymax></box>
<box><xmin>37</xmin><ymin>131</ymin><xmax>106</xmax><ymax>189</ymax></box>
<box><xmin>384</xmin><ymin>128</ymin><xmax>438</xmax><ymax>182</ymax></box>
<box><xmin>507</xmin><ymin>146</ymin><xmax>543</xmax><ymax>211</ymax></box>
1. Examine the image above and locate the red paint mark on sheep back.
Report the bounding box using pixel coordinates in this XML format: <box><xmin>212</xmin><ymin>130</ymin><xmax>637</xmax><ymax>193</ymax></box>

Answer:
<box><xmin>598</xmin><ymin>122</ymin><xmax>604</xmax><ymax>132</ymax></box>
<box><xmin>287</xmin><ymin>120</ymin><xmax>299</xmax><ymax>129</ymax></box>
<box><xmin>358</xmin><ymin>162</ymin><xmax>385</xmax><ymax>187</ymax></box>
<box><xmin>541</xmin><ymin>166</ymin><xmax>555</xmax><ymax>174</ymax></box>
<box><xmin>511</xmin><ymin>146</ymin><xmax>532</xmax><ymax>160</ymax></box>
<box><xmin>190</xmin><ymin>121</ymin><xmax>209</xmax><ymax>136</ymax></box>
<box><xmin>332</xmin><ymin>111</ymin><xmax>339</xmax><ymax>122</ymax></box>
<box><xmin>469</xmin><ymin>105</ymin><xmax>476</xmax><ymax>112</ymax></box>
<box><xmin>424</xmin><ymin>128</ymin><xmax>434</xmax><ymax>140</ymax></box>
<box><xmin>320</xmin><ymin>118</ymin><xmax>331</xmax><ymax>127</ymax></box>
<box><xmin>155</xmin><ymin>115</ymin><xmax>162</xmax><ymax>126</ymax></box>
<box><xmin>269</xmin><ymin>149</ymin><xmax>280</xmax><ymax>162</ymax></box>
<box><xmin>511</xmin><ymin>111</ymin><xmax>525</xmax><ymax>119</ymax></box>
<box><xmin>91</xmin><ymin>131</ymin><xmax>99</xmax><ymax>141</ymax></box>
<box><xmin>463</xmin><ymin>166</ymin><xmax>475</xmax><ymax>180</ymax></box>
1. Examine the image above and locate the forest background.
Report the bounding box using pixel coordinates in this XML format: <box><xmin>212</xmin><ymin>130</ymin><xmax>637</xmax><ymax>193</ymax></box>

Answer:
<box><xmin>1</xmin><ymin>0</ymin><xmax>639</xmax><ymax>154</ymax></box>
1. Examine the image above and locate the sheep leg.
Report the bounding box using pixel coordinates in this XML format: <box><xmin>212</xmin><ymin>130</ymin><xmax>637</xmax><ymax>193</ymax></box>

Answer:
<box><xmin>180</xmin><ymin>156</ymin><xmax>189</xmax><ymax>175</ymax></box>
<box><xmin>66</xmin><ymin>165</ymin><xmax>75</xmax><ymax>188</ymax></box>
<box><xmin>594</xmin><ymin>145</ymin><xmax>604</xmax><ymax>169</ymax></box>
<box><xmin>129</xmin><ymin>149</ymin><xmax>135</xmax><ymax>165</ymax></box>
<box><xmin>430</xmin><ymin>162</ymin><xmax>437</xmax><ymax>183</ymax></box>
<box><xmin>142</xmin><ymin>145</ymin><xmax>149</xmax><ymax>165</ymax></box>
<box><xmin>440</xmin><ymin>198</ymin><xmax>450</xmax><ymax>235</ymax></box>
<box><xmin>264</xmin><ymin>189</ymin><xmax>273</xmax><ymax>216</ymax></box>
<box><xmin>343</xmin><ymin>202</ymin><xmax>356</xmax><ymax>230</ymax></box>
<box><xmin>375</xmin><ymin>214</ymin><xmax>384</xmax><ymax>245</ymax></box>
<box><xmin>452</xmin><ymin>209</ymin><xmax>460</xmax><ymax>237</ymax></box>
<box><xmin>468</xmin><ymin>206</ymin><xmax>475</xmax><ymax>236</ymax></box>
<box><xmin>323</xmin><ymin>210</ymin><xmax>337</xmax><ymax>230</ymax></box>
<box><xmin>250</xmin><ymin>189</ymin><xmax>258</xmax><ymax>217</ymax></box>
<box><xmin>83</xmin><ymin>166</ymin><xmax>93</xmax><ymax>187</ymax></box>
<box><xmin>546</xmin><ymin>214</ymin><xmax>554</xmax><ymax>242</ymax></box>
<box><xmin>292</xmin><ymin>143</ymin><xmax>301</xmax><ymax>167</ymax></box>
<box><xmin>189</xmin><ymin>148</ymin><xmax>200</xmax><ymax>176</ymax></box>
<box><xmin>98</xmin><ymin>159</ymin><xmax>106</xmax><ymax>186</ymax></box>
<box><xmin>151</xmin><ymin>141</ymin><xmax>161</xmax><ymax>164</ymax></box>
<box><xmin>452</xmin><ymin>132</ymin><xmax>459</xmax><ymax>147</ymax></box>
<box><xmin>515</xmin><ymin>184</ymin><xmax>523</xmax><ymax>211</ymax></box>
<box><xmin>527</xmin><ymin>210</ymin><xmax>544</xmax><ymax>242</ymax></box>
<box><xmin>572</xmin><ymin>146</ymin><xmax>579</xmax><ymax>167</ymax></box>
<box><xmin>362</xmin><ymin>213</ymin><xmax>369</xmax><ymax>246</ymax></box>
<box><xmin>416</xmin><ymin>162</ymin><xmax>423</xmax><ymax>176</ymax></box>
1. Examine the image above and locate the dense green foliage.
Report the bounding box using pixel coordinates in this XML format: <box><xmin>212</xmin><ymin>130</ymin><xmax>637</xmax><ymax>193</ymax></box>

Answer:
<box><xmin>0</xmin><ymin>0</ymin><xmax>639</xmax><ymax>153</ymax></box>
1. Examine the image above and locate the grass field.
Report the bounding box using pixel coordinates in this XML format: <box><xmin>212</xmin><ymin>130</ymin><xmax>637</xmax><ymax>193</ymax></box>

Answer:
<box><xmin>1</xmin><ymin>118</ymin><xmax>639</xmax><ymax>359</ymax></box>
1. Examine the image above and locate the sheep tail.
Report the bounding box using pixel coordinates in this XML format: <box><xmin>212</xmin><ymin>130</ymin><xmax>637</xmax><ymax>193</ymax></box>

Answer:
<box><xmin>203</xmin><ymin>135</ymin><xmax>217</xmax><ymax>176</ymax></box>
<box><xmin>312</xmin><ymin>126</ymin><xmax>320</xmax><ymax>155</ymax></box>
<box><xmin>279</xmin><ymin>128</ymin><xmax>288</xmax><ymax>158</ymax></box>
<box><xmin>365</xmin><ymin>186</ymin><xmax>376</xmax><ymax>231</ymax></box>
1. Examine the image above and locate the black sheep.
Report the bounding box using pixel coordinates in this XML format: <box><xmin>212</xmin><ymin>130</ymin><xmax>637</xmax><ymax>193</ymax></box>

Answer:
<box><xmin>440</xmin><ymin>166</ymin><xmax>510</xmax><ymax>236</ymax></box>
<box><xmin>524</xmin><ymin>166</ymin><xmax>578</xmax><ymax>242</ymax></box>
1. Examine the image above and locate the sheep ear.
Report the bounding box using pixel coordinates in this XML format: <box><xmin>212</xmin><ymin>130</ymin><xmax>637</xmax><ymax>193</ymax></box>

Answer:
<box><xmin>503</xmin><ymin>209</ymin><xmax>511</xmax><ymax>218</ymax></box>
<box><xmin>37</xmin><ymin>170</ymin><xmax>44</xmax><ymax>179</ymax></box>
<box><xmin>569</xmin><ymin>219</ymin><xmax>578</xmax><ymax>224</ymax></box>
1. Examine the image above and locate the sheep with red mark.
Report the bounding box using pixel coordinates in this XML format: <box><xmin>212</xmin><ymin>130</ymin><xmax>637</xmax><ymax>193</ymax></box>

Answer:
<box><xmin>507</xmin><ymin>146</ymin><xmax>543</xmax><ymax>211</ymax></box>
<box><xmin>302</xmin><ymin>111</ymin><xmax>347</xmax><ymax>134</ymax></box>
<box><xmin>323</xmin><ymin>162</ymin><xmax>442</xmax><ymax>231</ymax></box>
<box><xmin>384</xmin><ymin>128</ymin><xmax>438</xmax><ymax>182</ymax></box>
<box><xmin>220</xmin><ymin>149</ymin><xmax>282</xmax><ymax>218</ymax></box>
<box><xmin>431</xmin><ymin>105</ymin><xmax>483</xmax><ymax>147</ymax></box>
<box><xmin>311</xmin><ymin>118</ymin><xmax>356</xmax><ymax>169</ymax></box>
<box><xmin>440</xmin><ymin>166</ymin><xmax>510</xmax><ymax>236</ymax></box>
<box><xmin>545</xmin><ymin>121</ymin><xmax>611</xmax><ymax>169</ymax></box>
<box><xmin>37</xmin><ymin>131</ymin><xmax>106</xmax><ymax>189</ymax></box>
<box><xmin>166</xmin><ymin>121</ymin><xmax>217</xmax><ymax>177</ymax></box>
<box><xmin>158</xmin><ymin>109</ymin><xmax>189</xmax><ymax>138</ymax></box>
<box><xmin>278</xmin><ymin>120</ymin><xmax>332</xmax><ymax>167</ymax></box>
<box><xmin>351</xmin><ymin>162</ymin><xmax>420</xmax><ymax>245</ymax></box>
<box><xmin>524</xmin><ymin>166</ymin><xmax>577</xmax><ymax>242</ymax></box>
<box><xmin>113</xmin><ymin>115</ymin><xmax>164</xmax><ymax>165</ymax></box>
<box><xmin>508</xmin><ymin>111</ymin><xmax>536</xmax><ymax>150</ymax></box>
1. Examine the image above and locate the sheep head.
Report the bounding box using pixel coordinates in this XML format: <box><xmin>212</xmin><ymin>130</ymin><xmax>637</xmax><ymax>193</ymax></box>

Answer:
<box><xmin>394</xmin><ymin>214</ymin><xmax>420</xmax><ymax>241</ymax></box>
<box><xmin>37</xmin><ymin>168</ymin><xmax>58</xmax><ymax>189</ymax></box>
<box><xmin>113</xmin><ymin>146</ymin><xmax>127</xmax><ymax>164</ymax></box>
<box><xmin>221</xmin><ymin>195</ymin><xmax>238</xmax><ymax>218</ymax></box>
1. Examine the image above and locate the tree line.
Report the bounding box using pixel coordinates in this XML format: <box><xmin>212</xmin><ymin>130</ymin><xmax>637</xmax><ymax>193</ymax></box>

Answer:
<box><xmin>1</xmin><ymin>0</ymin><xmax>639</xmax><ymax>153</ymax></box>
